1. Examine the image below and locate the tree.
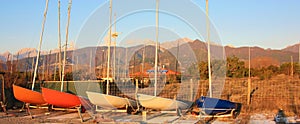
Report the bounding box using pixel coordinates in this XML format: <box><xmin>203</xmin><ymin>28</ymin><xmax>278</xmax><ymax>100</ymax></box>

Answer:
<box><xmin>198</xmin><ymin>61</ymin><xmax>209</xmax><ymax>80</ymax></box>
<box><xmin>280</xmin><ymin>63</ymin><xmax>292</xmax><ymax>75</ymax></box>
<box><xmin>226</xmin><ymin>56</ymin><xmax>247</xmax><ymax>78</ymax></box>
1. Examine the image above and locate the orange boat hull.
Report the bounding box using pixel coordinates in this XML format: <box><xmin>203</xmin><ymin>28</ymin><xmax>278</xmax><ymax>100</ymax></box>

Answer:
<box><xmin>13</xmin><ymin>84</ymin><xmax>46</xmax><ymax>105</ymax></box>
<box><xmin>42</xmin><ymin>87</ymin><xmax>81</xmax><ymax>108</ymax></box>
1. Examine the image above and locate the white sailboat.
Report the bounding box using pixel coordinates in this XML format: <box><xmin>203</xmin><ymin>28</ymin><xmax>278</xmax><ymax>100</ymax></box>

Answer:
<box><xmin>137</xmin><ymin>0</ymin><xmax>189</xmax><ymax>111</ymax></box>
<box><xmin>86</xmin><ymin>0</ymin><xmax>136</xmax><ymax>111</ymax></box>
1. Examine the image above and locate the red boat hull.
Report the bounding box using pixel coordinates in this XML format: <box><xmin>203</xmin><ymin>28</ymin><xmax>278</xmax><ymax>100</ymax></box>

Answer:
<box><xmin>13</xmin><ymin>84</ymin><xmax>46</xmax><ymax>105</ymax></box>
<box><xmin>41</xmin><ymin>87</ymin><xmax>81</xmax><ymax>108</ymax></box>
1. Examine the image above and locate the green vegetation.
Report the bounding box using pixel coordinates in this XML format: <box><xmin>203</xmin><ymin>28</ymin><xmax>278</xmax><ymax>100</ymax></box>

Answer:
<box><xmin>195</xmin><ymin>55</ymin><xmax>300</xmax><ymax>80</ymax></box>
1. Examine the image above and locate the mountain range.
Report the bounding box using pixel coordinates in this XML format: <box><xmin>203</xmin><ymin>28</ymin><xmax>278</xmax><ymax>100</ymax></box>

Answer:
<box><xmin>1</xmin><ymin>38</ymin><xmax>299</xmax><ymax>70</ymax></box>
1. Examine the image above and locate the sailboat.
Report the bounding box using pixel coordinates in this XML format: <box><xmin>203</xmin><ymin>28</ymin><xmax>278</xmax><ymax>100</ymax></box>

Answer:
<box><xmin>41</xmin><ymin>0</ymin><xmax>83</xmax><ymax>110</ymax></box>
<box><xmin>86</xmin><ymin>0</ymin><xmax>137</xmax><ymax>112</ymax></box>
<box><xmin>136</xmin><ymin>0</ymin><xmax>189</xmax><ymax>111</ymax></box>
<box><xmin>194</xmin><ymin>0</ymin><xmax>242</xmax><ymax>119</ymax></box>
<box><xmin>13</xmin><ymin>0</ymin><xmax>49</xmax><ymax>114</ymax></box>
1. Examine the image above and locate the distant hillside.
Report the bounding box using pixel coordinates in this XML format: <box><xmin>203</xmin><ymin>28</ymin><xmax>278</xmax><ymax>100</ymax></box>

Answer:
<box><xmin>282</xmin><ymin>43</ymin><xmax>300</xmax><ymax>53</ymax></box>
<box><xmin>225</xmin><ymin>46</ymin><xmax>298</xmax><ymax>68</ymax></box>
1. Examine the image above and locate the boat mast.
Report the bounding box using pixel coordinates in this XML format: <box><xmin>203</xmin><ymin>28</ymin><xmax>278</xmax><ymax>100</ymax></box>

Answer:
<box><xmin>113</xmin><ymin>13</ymin><xmax>117</xmax><ymax>81</ymax></box>
<box><xmin>32</xmin><ymin>0</ymin><xmax>49</xmax><ymax>90</ymax></box>
<box><xmin>206</xmin><ymin>0</ymin><xmax>212</xmax><ymax>97</ymax></box>
<box><xmin>106</xmin><ymin>0</ymin><xmax>113</xmax><ymax>95</ymax></box>
<box><xmin>154</xmin><ymin>0</ymin><xmax>159</xmax><ymax>96</ymax></box>
<box><xmin>61</xmin><ymin>0</ymin><xmax>72</xmax><ymax>92</ymax></box>
<box><xmin>58</xmin><ymin>0</ymin><xmax>62</xmax><ymax>81</ymax></box>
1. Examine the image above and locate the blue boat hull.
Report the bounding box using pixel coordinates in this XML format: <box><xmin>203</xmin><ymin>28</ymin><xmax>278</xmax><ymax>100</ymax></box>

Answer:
<box><xmin>196</xmin><ymin>96</ymin><xmax>242</xmax><ymax>117</ymax></box>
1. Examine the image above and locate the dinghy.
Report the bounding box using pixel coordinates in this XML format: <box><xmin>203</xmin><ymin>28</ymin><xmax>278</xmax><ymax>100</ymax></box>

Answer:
<box><xmin>42</xmin><ymin>87</ymin><xmax>81</xmax><ymax>108</ymax></box>
<box><xmin>137</xmin><ymin>94</ymin><xmax>188</xmax><ymax>111</ymax></box>
<box><xmin>13</xmin><ymin>0</ymin><xmax>49</xmax><ymax>112</ymax></box>
<box><xmin>86</xmin><ymin>0</ymin><xmax>137</xmax><ymax>112</ymax></box>
<box><xmin>13</xmin><ymin>85</ymin><xmax>46</xmax><ymax>105</ymax></box>
<box><xmin>87</xmin><ymin>91</ymin><xmax>136</xmax><ymax>109</ymax></box>
<box><xmin>195</xmin><ymin>96</ymin><xmax>241</xmax><ymax>118</ymax></box>
<box><xmin>41</xmin><ymin>0</ymin><xmax>83</xmax><ymax>110</ymax></box>
<box><xmin>136</xmin><ymin>0</ymin><xmax>189</xmax><ymax>111</ymax></box>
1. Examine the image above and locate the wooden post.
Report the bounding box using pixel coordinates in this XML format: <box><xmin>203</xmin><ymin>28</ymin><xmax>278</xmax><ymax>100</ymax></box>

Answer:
<box><xmin>190</xmin><ymin>79</ymin><xmax>193</xmax><ymax>101</ymax></box>
<box><xmin>90</xmin><ymin>50</ymin><xmax>92</xmax><ymax>74</ymax></box>
<box><xmin>291</xmin><ymin>56</ymin><xmax>293</xmax><ymax>77</ymax></box>
<box><xmin>47</xmin><ymin>50</ymin><xmax>51</xmax><ymax>81</ymax></box>
<box><xmin>0</xmin><ymin>73</ymin><xmax>7</xmax><ymax>113</ymax></box>
<box><xmin>42</xmin><ymin>54</ymin><xmax>46</xmax><ymax>81</ymax></box>
<box><xmin>10</xmin><ymin>54</ymin><xmax>13</xmax><ymax>74</ymax></box>
<box><xmin>54</xmin><ymin>53</ymin><xmax>57</xmax><ymax>81</ymax></box>
<box><xmin>1</xmin><ymin>73</ymin><xmax>5</xmax><ymax>104</ymax></box>
<box><xmin>247</xmin><ymin>47</ymin><xmax>251</xmax><ymax>105</ymax></box>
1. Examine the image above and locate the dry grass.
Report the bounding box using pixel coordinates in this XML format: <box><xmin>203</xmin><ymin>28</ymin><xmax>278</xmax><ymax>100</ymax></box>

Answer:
<box><xmin>206</xmin><ymin>75</ymin><xmax>300</xmax><ymax>117</ymax></box>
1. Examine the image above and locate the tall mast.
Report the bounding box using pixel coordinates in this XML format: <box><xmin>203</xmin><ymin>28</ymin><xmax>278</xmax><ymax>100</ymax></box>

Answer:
<box><xmin>58</xmin><ymin>0</ymin><xmax>62</xmax><ymax>81</ymax></box>
<box><xmin>106</xmin><ymin>0</ymin><xmax>113</xmax><ymax>95</ymax></box>
<box><xmin>113</xmin><ymin>13</ymin><xmax>117</xmax><ymax>81</ymax></box>
<box><xmin>206</xmin><ymin>0</ymin><xmax>212</xmax><ymax>97</ymax></box>
<box><xmin>61</xmin><ymin>0</ymin><xmax>72</xmax><ymax>92</ymax></box>
<box><xmin>154</xmin><ymin>0</ymin><xmax>159</xmax><ymax>96</ymax></box>
<box><xmin>32</xmin><ymin>0</ymin><xmax>49</xmax><ymax>90</ymax></box>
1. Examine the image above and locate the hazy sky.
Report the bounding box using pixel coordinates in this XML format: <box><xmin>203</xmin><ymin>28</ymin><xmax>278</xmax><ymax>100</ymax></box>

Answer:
<box><xmin>0</xmin><ymin>0</ymin><xmax>299</xmax><ymax>53</ymax></box>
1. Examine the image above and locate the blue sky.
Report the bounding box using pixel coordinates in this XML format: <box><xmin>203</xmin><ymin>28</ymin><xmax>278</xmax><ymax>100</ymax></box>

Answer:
<box><xmin>0</xmin><ymin>0</ymin><xmax>300</xmax><ymax>53</ymax></box>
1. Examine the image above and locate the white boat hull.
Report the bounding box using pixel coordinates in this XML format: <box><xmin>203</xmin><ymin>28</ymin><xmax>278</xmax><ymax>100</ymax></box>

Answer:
<box><xmin>137</xmin><ymin>94</ymin><xmax>189</xmax><ymax>111</ymax></box>
<box><xmin>86</xmin><ymin>91</ymin><xmax>136</xmax><ymax>109</ymax></box>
